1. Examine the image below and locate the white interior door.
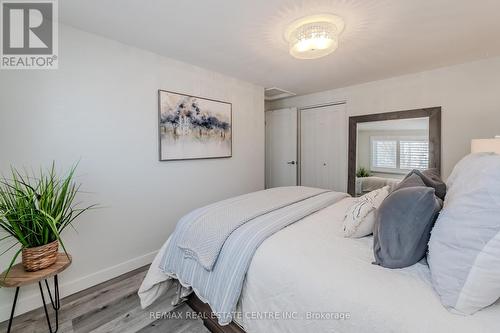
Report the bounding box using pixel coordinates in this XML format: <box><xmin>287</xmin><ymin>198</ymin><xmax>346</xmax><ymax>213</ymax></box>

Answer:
<box><xmin>300</xmin><ymin>104</ymin><xmax>347</xmax><ymax>191</ymax></box>
<box><xmin>265</xmin><ymin>108</ymin><xmax>297</xmax><ymax>188</ymax></box>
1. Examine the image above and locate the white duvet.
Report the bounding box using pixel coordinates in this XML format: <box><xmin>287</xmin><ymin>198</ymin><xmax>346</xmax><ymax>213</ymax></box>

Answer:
<box><xmin>141</xmin><ymin>197</ymin><xmax>500</xmax><ymax>333</ymax></box>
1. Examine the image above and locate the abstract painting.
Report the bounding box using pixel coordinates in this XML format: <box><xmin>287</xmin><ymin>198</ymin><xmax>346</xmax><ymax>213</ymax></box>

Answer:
<box><xmin>158</xmin><ymin>90</ymin><xmax>232</xmax><ymax>161</ymax></box>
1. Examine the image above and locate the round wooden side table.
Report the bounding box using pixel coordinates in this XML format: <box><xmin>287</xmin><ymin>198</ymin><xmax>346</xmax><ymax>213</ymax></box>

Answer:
<box><xmin>0</xmin><ymin>253</ymin><xmax>72</xmax><ymax>333</ymax></box>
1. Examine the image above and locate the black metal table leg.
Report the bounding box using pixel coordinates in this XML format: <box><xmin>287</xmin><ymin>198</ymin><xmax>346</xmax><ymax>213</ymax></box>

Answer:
<box><xmin>6</xmin><ymin>287</ymin><xmax>20</xmax><ymax>333</ymax></box>
<box><xmin>38</xmin><ymin>275</ymin><xmax>60</xmax><ymax>333</ymax></box>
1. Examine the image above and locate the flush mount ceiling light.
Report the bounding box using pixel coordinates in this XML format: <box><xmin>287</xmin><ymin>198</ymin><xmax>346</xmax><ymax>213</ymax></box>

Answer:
<box><xmin>284</xmin><ymin>14</ymin><xmax>345</xmax><ymax>60</ymax></box>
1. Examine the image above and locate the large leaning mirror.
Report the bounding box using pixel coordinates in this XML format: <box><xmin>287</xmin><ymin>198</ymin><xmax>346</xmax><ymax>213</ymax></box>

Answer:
<box><xmin>348</xmin><ymin>107</ymin><xmax>441</xmax><ymax>196</ymax></box>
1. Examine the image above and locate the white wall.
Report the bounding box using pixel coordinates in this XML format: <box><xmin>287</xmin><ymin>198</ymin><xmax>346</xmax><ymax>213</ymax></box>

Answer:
<box><xmin>268</xmin><ymin>56</ymin><xmax>500</xmax><ymax>181</ymax></box>
<box><xmin>0</xmin><ymin>25</ymin><xmax>264</xmax><ymax>320</ymax></box>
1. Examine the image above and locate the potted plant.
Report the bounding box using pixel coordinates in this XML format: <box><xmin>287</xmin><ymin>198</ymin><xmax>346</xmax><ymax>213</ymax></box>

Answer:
<box><xmin>356</xmin><ymin>167</ymin><xmax>371</xmax><ymax>178</ymax></box>
<box><xmin>0</xmin><ymin>163</ymin><xmax>94</xmax><ymax>275</ymax></box>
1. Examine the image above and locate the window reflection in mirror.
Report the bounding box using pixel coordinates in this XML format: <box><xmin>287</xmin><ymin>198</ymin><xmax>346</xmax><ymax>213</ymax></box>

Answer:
<box><xmin>355</xmin><ymin>118</ymin><xmax>429</xmax><ymax>196</ymax></box>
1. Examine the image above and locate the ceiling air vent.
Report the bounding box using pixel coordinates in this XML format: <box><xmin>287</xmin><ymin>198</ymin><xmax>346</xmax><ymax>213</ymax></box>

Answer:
<box><xmin>265</xmin><ymin>87</ymin><xmax>296</xmax><ymax>101</ymax></box>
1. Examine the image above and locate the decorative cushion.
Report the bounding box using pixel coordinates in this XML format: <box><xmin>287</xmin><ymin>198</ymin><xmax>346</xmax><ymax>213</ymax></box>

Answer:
<box><xmin>373</xmin><ymin>186</ymin><xmax>442</xmax><ymax>268</ymax></box>
<box><xmin>343</xmin><ymin>186</ymin><xmax>389</xmax><ymax>238</ymax></box>
<box><xmin>428</xmin><ymin>153</ymin><xmax>500</xmax><ymax>314</ymax></box>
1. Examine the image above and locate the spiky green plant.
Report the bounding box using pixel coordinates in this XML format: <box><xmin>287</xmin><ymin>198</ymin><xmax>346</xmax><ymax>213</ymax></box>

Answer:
<box><xmin>0</xmin><ymin>163</ymin><xmax>95</xmax><ymax>277</ymax></box>
<box><xmin>356</xmin><ymin>167</ymin><xmax>371</xmax><ymax>178</ymax></box>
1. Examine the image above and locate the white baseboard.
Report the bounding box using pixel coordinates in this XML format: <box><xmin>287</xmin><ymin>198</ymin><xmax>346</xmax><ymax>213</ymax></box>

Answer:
<box><xmin>0</xmin><ymin>250</ymin><xmax>158</xmax><ymax>323</ymax></box>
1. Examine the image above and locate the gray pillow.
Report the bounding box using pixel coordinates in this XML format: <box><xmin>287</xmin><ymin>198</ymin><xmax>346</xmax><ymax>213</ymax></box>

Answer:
<box><xmin>373</xmin><ymin>186</ymin><xmax>442</xmax><ymax>269</ymax></box>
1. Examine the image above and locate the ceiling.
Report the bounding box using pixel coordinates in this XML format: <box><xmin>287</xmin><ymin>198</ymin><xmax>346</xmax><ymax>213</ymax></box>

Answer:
<box><xmin>60</xmin><ymin>0</ymin><xmax>500</xmax><ymax>96</ymax></box>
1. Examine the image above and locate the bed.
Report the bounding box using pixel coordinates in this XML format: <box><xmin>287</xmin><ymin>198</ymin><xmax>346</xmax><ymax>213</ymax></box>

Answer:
<box><xmin>139</xmin><ymin>191</ymin><xmax>500</xmax><ymax>333</ymax></box>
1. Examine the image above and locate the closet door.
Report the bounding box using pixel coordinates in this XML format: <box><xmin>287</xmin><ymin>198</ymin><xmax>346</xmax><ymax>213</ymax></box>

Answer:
<box><xmin>265</xmin><ymin>108</ymin><xmax>298</xmax><ymax>188</ymax></box>
<box><xmin>300</xmin><ymin>104</ymin><xmax>346</xmax><ymax>191</ymax></box>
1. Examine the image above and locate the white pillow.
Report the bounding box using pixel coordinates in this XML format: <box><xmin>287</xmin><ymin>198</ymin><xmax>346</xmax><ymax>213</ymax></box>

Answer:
<box><xmin>343</xmin><ymin>186</ymin><xmax>389</xmax><ymax>238</ymax></box>
<box><xmin>428</xmin><ymin>153</ymin><xmax>500</xmax><ymax>314</ymax></box>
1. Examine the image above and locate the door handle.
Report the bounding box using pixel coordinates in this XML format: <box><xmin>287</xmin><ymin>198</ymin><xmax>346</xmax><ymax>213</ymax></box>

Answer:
<box><xmin>287</xmin><ymin>161</ymin><xmax>296</xmax><ymax>165</ymax></box>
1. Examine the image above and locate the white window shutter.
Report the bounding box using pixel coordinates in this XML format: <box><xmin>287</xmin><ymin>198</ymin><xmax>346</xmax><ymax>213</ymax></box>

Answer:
<box><xmin>372</xmin><ymin>140</ymin><xmax>397</xmax><ymax>169</ymax></box>
<box><xmin>400</xmin><ymin>140</ymin><xmax>429</xmax><ymax>170</ymax></box>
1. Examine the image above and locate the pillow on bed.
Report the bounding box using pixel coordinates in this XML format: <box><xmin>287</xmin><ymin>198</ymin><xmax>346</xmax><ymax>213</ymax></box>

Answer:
<box><xmin>373</xmin><ymin>186</ymin><xmax>442</xmax><ymax>268</ymax></box>
<box><xmin>343</xmin><ymin>186</ymin><xmax>389</xmax><ymax>238</ymax></box>
<box><xmin>428</xmin><ymin>153</ymin><xmax>500</xmax><ymax>315</ymax></box>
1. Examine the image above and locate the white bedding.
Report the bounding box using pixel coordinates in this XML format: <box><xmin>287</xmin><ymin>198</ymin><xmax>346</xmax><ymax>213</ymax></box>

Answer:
<box><xmin>141</xmin><ymin>197</ymin><xmax>500</xmax><ymax>333</ymax></box>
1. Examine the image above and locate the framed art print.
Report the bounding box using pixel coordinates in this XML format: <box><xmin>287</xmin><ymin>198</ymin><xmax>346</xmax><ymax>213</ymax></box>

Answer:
<box><xmin>158</xmin><ymin>90</ymin><xmax>232</xmax><ymax>161</ymax></box>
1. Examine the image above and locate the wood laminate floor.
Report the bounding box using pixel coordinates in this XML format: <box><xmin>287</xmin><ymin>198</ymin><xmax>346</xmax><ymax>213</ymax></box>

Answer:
<box><xmin>0</xmin><ymin>265</ymin><xmax>210</xmax><ymax>333</ymax></box>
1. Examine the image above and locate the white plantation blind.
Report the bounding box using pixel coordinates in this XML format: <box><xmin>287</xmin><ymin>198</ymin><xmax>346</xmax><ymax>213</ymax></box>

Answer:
<box><xmin>370</xmin><ymin>136</ymin><xmax>429</xmax><ymax>173</ymax></box>
<box><xmin>372</xmin><ymin>140</ymin><xmax>397</xmax><ymax>169</ymax></box>
<box><xmin>400</xmin><ymin>140</ymin><xmax>429</xmax><ymax>170</ymax></box>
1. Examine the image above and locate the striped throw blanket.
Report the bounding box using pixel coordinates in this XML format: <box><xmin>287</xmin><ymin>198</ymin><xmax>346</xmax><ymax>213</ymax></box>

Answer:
<box><xmin>177</xmin><ymin>186</ymin><xmax>329</xmax><ymax>270</ymax></box>
<box><xmin>159</xmin><ymin>187</ymin><xmax>348</xmax><ymax>325</ymax></box>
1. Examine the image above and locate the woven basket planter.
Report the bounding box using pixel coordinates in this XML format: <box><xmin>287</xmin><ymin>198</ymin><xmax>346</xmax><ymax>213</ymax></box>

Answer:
<box><xmin>22</xmin><ymin>240</ymin><xmax>59</xmax><ymax>272</ymax></box>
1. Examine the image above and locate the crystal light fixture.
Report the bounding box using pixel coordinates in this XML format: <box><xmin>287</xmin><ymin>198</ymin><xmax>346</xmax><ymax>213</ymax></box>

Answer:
<box><xmin>284</xmin><ymin>14</ymin><xmax>345</xmax><ymax>60</ymax></box>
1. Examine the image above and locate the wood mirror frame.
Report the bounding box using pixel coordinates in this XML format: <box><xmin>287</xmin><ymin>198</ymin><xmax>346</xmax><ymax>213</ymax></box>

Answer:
<box><xmin>347</xmin><ymin>107</ymin><xmax>442</xmax><ymax>196</ymax></box>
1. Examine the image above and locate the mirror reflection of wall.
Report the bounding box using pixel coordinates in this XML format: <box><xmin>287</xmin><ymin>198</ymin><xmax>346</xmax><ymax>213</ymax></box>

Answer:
<box><xmin>355</xmin><ymin>118</ymin><xmax>429</xmax><ymax>196</ymax></box>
